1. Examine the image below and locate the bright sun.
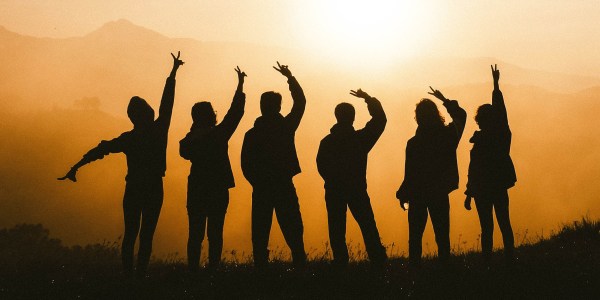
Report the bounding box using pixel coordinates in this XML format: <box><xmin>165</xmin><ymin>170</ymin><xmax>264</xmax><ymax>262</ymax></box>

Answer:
<box><xmin>297</xmin><ymin>0</ymin><xmax>432</xmax><ymax>66</ymax></box>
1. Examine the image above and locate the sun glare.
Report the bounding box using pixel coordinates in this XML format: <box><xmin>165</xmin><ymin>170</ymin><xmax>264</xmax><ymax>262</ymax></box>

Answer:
<box><xmin>297</xmin><ymin>0</ymin><xmax>432</xmax><ymax>66</ymax></box>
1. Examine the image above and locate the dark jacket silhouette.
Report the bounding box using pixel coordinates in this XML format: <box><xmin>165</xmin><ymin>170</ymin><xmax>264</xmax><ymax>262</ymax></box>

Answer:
<box><xmin>241</xmin><ymin>77</ymin><xmax>305</xmax><ymax>186</ymax></box>
<box><xmin>317</xmin><ymin>98</ymin><xmax>386</xmax><ymax>191</ymax></box>
<box><xmin>465</xmin><ymin>90</ymin><xmax>516</xmax><ymax>197</ymax></box>
<box><xmin>241</xmin><ymin>67</ymin><xmax>307</xmax><ymax>267</ymax></box>
<box><xmin>79</xmin><ymin>81</ymin><xmax>175</xmax><ymax>180</ymax></box>
<box><xmin>398</xmin><ymin>100</ymin><xmax>467</xmax><ymax>201</ymax></box>
<box><xmin>59</xmin><ymin>53</ymin><xmax>184</xmax><ymax>276</ymax></box>
<box><xmin>317</xmin><ymin>94</ymin><xmax>388</xmax><ymax>266</ymax></box>
<box><xmin>396</xmin><ymin>93</ymin><xmax>466</xmax><ymax>265</ymax></box>
<box><xmin>180</xmin><ymin>90</ymin><xmax>245</xmax><ymax>191</ymax></box>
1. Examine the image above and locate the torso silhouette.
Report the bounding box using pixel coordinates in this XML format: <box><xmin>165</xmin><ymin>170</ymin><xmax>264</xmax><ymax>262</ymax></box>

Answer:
<box><xmin>317</xmin><ymin>98</ymin><xmax>386</xmax><ymax>190</ymax></box>
<box><xmin>399</xmin><ymin>100</ymin><xmax>466</xmax><ymax>200</ymax></box>
<box><xmin>466</xmin><ymin>90</ymin><xmax>516</xmax><ymax>196</ymax></box>
<box><xmin>180</xmin><ymin>91</ymin><xmax>245</xmax><ymax>190</ymax></box>
<box><xmin>241</xmin><ymin>77</ymin><xmax>305</xmax><ymax>187</ymax></box>
<box><xmin>79</xmin><ymin>77</ymin><xmax>175</xmax><ymax>181</ymax></box>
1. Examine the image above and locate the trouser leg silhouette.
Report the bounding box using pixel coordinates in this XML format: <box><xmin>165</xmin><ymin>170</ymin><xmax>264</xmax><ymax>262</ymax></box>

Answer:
<box><xmin>252</xmin><ymin>182</ymin><xmax>305</xmax><ymax>266</ymax></box>
<box><xmin>475</xmin><ymin>196</ymin><xmax>494</xmax><ymax>261</ymax></box>
<box><xmin>187</xmin><ymin>188</ymin><xmax>229</xmax><ymax>271</ymax></box>
<box><xmin>493</xmin><ymin>190</ymin><xmax>514</xmax><ymax>258</ymax></box>
<box><xmin>428</xmin><ymin>195</ymin><xmax>450</xmax><ymax>262</ymax></box>
<box><xmin>347</xmin><ymin>190</ymin><xmax>387</xmax><ymax>264</ymax></box>
<box><xmin>187</xmin><ymin>210</ymin><xmax>206</xmax><ymax>271</ymax></box>
<box><xmin>325</xmin><ymin>190</ymin><xmax>349</xmax><ymax>266</ymax></box>
<box><xmin>408</xmin><ymin>201</ymin><xmax>428</xmax><ymax>265</ymax></box>
<box><xmin>122</xmin><ymin>178</ymin><xmax>163</xmax><ymax>274</ymax></box>
<box><xmin>476</xmin><ymin>189</ymin><xmax>515</xmax><ymax>260</ymax></box>
<box><xmin>252</xmin><ymin>188</ymin><xmax>274</xmax><ymax>267</ymax></box>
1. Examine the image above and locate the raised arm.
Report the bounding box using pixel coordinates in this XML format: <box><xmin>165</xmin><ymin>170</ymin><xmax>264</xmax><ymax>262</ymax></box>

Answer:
<box><xmin>57</xmin><ymin>134</ymin><xmax>126</xmax><ymax>182</ymax></box>
<box><xmin>156</xmin><ymin>51</ymin><xmax>184</xmax><ymax>130</ymax></box>
<box><xmin>274</xmin><ymin>62</ymin><xmax>306</xmax><ymax>131</ymax></box>
<box><xmin>217</xmin><ymin>66</ymin><xmax>247</xmax><ymax>139</ymax></box>
<box><xmin>491</xmin><ymin>64</ymin><xmax>509</xmax><ymax>129</ymax></box>
<box><xmin>428</xmin><ymin>86</ymin><xmax>467</xmax><ymax>144</ymax></box>
<box><xmin>350</xmin><ymin>89</ymin><xmax>387</xmax><ymax>151</ymax></box>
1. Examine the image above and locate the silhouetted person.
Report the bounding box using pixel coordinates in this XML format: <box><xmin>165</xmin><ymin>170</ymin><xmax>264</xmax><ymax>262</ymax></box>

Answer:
<box><xmin>241</xmin><ymin>62</ymin><xmax>307</xmax><ymax>268</ymax></box>
<box><xmin>316</xmin><ymin>89</ymin><xmax>387</xmax><ymax>268</ymax></box>
<box><xmin>180</xmin><ymin>66</ymin><xmax>246</xmax><ymax>272</ymax></box>
<box><xmin>58</xmin><ymin>52</ymin><xmax>184</xmax><ymax>276</ymax></box>
<box><xmin>464</xmin><ymin>65</ymin><xmax>516</xmax><ymax>263</ymax></box>
<box><xmin>396</xmin><ymin>87</ymin><xmax>466</xmax><ymax>266</ymax></box>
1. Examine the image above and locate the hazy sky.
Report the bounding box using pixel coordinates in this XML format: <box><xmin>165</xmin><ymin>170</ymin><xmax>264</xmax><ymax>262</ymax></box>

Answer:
<box><xmin>1</xmin><ymin>0</ymin><xmax>599</xmax><ymax>75</ymax></box>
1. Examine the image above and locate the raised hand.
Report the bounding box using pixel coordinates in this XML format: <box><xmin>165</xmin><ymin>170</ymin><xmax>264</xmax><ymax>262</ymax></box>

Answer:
<box><xmin>464</xmin><ymin>195</ymin><xmax>472</xmax><ymax>211</ymax></box>
<box><xmin>171</xmin><ymin>51</ymin><xmax>185</xmax><ymax>67</ymax></box>
<box><xmin>170</xmin><ymin>51</ymin><xmax>184</xmax><ymax>77</ymax></box>
<box><xmin>273</xmin><ymin>61</ymin><xmax>292</xmax><ymax>78</ymax></box>
<box><xmin>428</xmin><ymin>86</ymin><xmax>448</xmax><ymax>103</ymax></box>
<box><xmin>57</xmin><ymin>167</ymin><xmax>78</xmax><ymax>182</ymax></box>
<box><xmin>491</xmin><ymin>64</ymin><xmax>500</xmax><ymax>90</ymax></box>
<box><xmin>350</xmin><ymin>89</ymin><xmax>372</xmax><ymax>101</ymax></box>
<box><xmin>491</xmin><ymin>64</ymin><xmax>500</xmax><ymax>82</ymax></box>
<box><xmin>235</xmin><ymin>66</ymin><xmax>247</xmax><ymax>83</ymax></box>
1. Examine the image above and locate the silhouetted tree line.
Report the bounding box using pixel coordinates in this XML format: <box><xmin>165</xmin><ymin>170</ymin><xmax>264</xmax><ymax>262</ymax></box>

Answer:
<box><xmin>58</xmin><ymin>53</ymin><xmax>516</xmax><ymax>276</ymax></box>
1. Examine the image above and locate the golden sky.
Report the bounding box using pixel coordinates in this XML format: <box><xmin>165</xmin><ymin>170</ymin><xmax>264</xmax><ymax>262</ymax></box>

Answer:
<box><xmin>1</xmin><ymin>0</ymin><xmax>599</xmax><ymax>75</ymax></box>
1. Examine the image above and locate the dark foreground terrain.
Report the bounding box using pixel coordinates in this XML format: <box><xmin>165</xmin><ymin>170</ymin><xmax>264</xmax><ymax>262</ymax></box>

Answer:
<box><xmin>0</xmin><ymin>218</ymin><xmax>598</xmax><ymax>299</ymax></box>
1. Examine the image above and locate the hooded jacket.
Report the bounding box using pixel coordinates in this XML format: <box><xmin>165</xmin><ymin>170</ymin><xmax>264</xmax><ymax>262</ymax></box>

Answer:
<box><xmin>397</xmin><ymin>100</ymin><xmax>467</xmax><ymax>201</ymax></box>
<box><xmin>241</xmin><ymin>77</ymin><xmax>306</xmax><ymax>187</ymax></box>
<box><xmin>179</xmin><ymin>90</ymin><xmax>245</xmax><ymax>190</ymax></box>
<box><xmin>78</xmin><ymin>76</ymin><xmax>176</xmax><ymax>181</ymax></box>
<box><xmin>316</xmin><ymin>98</ymin><xmax>386</xmax><ymax>191</ymax></box>
<box><xmin>465</xmin><ymin>90</ymin><xmax>516</xmax><ymax>197</ymax></box>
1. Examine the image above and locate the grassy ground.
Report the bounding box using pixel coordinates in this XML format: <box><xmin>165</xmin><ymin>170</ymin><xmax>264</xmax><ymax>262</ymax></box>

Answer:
<box><xmin>0</xmin><ymin>218</ymin><xmax>598</xmax><ymax>299</ymax></box>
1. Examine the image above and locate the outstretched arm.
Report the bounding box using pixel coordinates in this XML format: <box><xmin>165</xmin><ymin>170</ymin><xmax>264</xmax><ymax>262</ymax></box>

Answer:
<box><xmin>156</xmin><ymin>51</ymin><xmax>184</xmax><ymax>130</ymax></box>
<box><xmin>274</xmin><ymin>62</ymin><xmax>306</xmax><ymax>131</ymax></box>
<box><xmin>491</xmin><ymin>64</ymin><xmax>509</xmax><ymax>129</ymax></box>
<box><xmin>350</xmin><ymin>89</ymin><xmax>386</xmax><ymax>150</ymax></box>
<box><xmin>57</xmin><ymin>135</ymin><xmax>126</xmax><ymax>182</ymax></box>
<box><xmin>428</xmin><ymin>86</ymin><xmax>467</xmax><ymax>144</ymax></box>
<box><xmin>218</xmin><ymin>66</ymin><xmax>247</xmax><ymax>139</ymax></box>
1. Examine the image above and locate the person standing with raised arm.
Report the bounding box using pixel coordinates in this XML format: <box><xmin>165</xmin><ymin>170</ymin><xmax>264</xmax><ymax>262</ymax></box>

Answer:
<box><xmin>180</xmin><ymin>66</ymin><xmax>247</xmax><ymax>272</ymax></box>
<box><xmin>464</xmin><ymin>65</ymin><xmax>516</xmax><ymax>263</ymax></box>
<box><xmin>316</xmin><ymin>89</ymin><xmax>388</xmax><ymax>269</ymax></box>
<box><xmin>396</xmin><ymin>87</ymin><xmax>466</xmax><ymax>267</ymax></box>
<box><xmin>58</xmin><ymin>52</ymin><xmax>184</xmax><ymax>277</ymax></box>
<box><xmin>241</xmin><ymin>62</ymin><xmax>307</xmax><ymax>268</ymax></box>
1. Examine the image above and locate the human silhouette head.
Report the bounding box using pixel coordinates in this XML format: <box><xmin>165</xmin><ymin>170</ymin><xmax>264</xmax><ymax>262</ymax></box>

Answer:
<box><xmin>335</xmin><ymin>102</ymin><xmax>355</xmax><ymax>125</ymax></box>
<box><xmin>260</xmin><ymin>91</ymin><xmax>282</xmax><ymax>116</ymax></box>
<box><xmin>191</xmin><ymin>101</ymin><xmax>217</xmax><ymax>127</ymax></box>
<box><xmin>415</xmin><ymin>98</ymin><xmax>445</xmax><ymax>127</ymax></box>
<box><xmin>127</xmin><ymin>96</ymin><xmax>154</xmax><ymax>128</ymax></box>
<box><xmin>475</xmin><ymin>104</ymin><xmax>495</xmax><ymax>130</ymax></box>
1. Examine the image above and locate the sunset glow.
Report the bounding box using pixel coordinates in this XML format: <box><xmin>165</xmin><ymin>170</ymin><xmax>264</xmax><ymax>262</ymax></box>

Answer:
<box><xmin>297</xmin><ymin>0</ymin><xmax>432</xmax><ymax>64</ymax></box>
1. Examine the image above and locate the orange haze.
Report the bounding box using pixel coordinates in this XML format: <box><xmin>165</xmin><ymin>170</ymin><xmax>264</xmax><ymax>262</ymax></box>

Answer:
<box><xmin>0</xmin><ymin>13</ymin><xmax>599</xmax><ymax>260</ymax></box>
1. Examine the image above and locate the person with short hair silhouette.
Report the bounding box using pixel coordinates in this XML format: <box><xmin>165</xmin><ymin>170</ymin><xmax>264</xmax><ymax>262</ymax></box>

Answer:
<box><xmin>58</xmin><ymin>52</ymin><xmax>184</xmax><ymax>276</ymax></box>
<box><xmin>396</xmin><ymin>87</ymin><xmax>466</xmax><ymax>266</ymax></box>
<box><xmin>180</xmin><ymin>66</ymin><xmax>246</xmax><ymax>272</ymax></box>
<box><xmin>316</xmin><ymin>89</ymin><xmax>388</xmax><ymax>268</ymax></box>
<box><xmin>241</xmin><ymin>62</ymin><xmax>307</xmax><ymax>268</ymax></box>
<box><xmin>464</xmin><ymin>65</ymin><xmax>516</xmax><ymax>263</ymax></box>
